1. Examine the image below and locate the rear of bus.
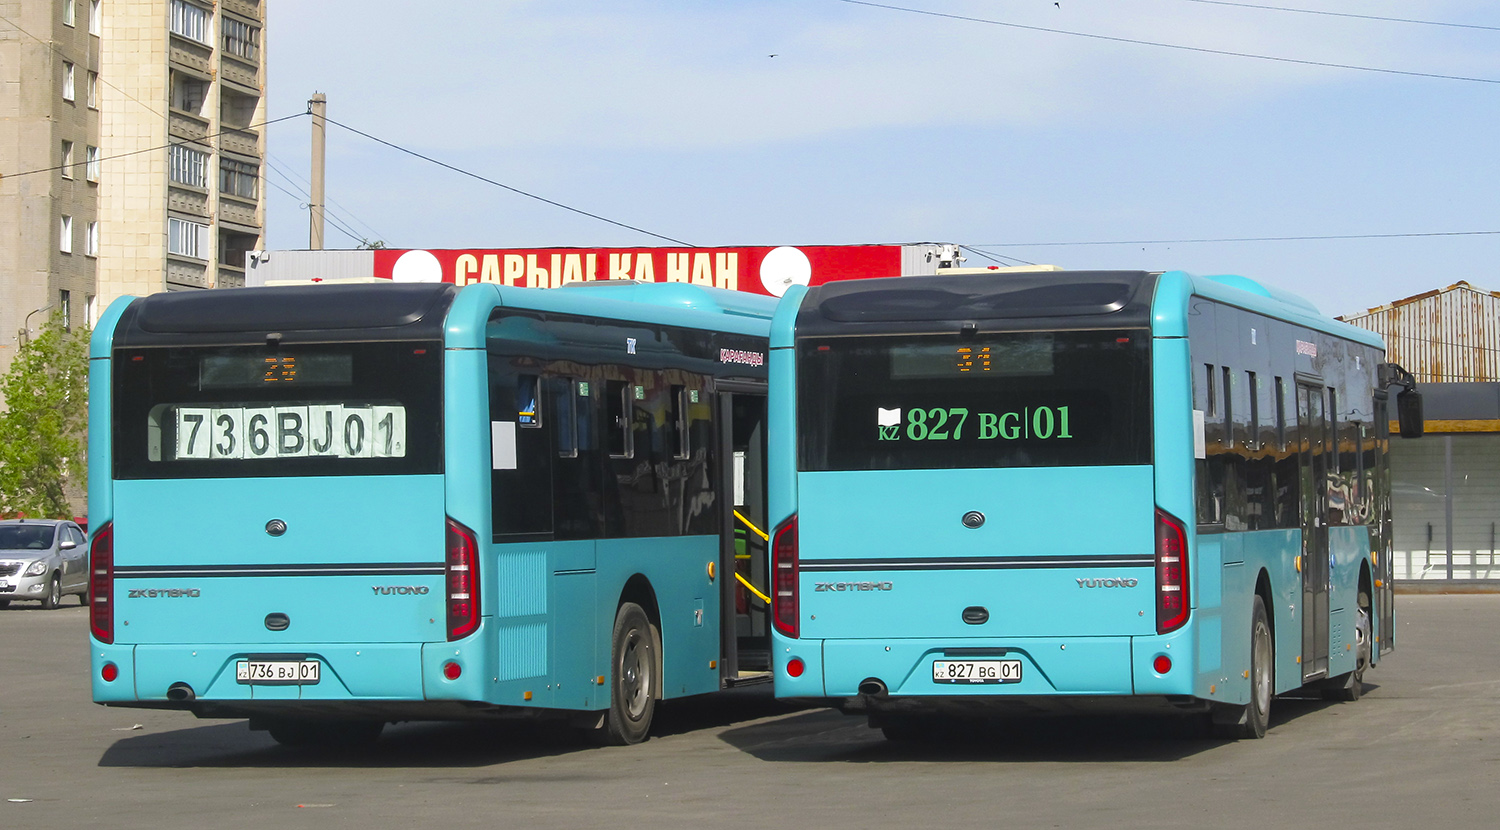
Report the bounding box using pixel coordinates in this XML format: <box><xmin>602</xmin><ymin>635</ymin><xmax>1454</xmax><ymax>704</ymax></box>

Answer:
<box><xmin>89</xmin><ymin>284</ymin><xmax>476</xmax><ymax>731</ymax></box>
<box><xmin>770</xmin><ymin>271</ymin><xmax>1195</xmax><ymax>721</ymax></box>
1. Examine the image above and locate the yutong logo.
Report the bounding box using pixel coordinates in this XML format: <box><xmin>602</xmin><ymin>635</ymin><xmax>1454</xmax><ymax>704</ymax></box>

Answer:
<box><xmin>1077</xmin><ymin>577</ymin><xmax>1140</xmax><ymax>588</ymax></box>
<box><xmin>372</xmin><ymin>586</ymin><xmax>430</xmax><ymax>596</ymax></box>
<box><xmin>814</xmin><ymin>581</ymin><xmax>893</xmax><ymax>592</ymax></box>
<box><xmin>127</xmin><ymin>588</ymin><xmax>200</xmax><ymax>598</ymax></box>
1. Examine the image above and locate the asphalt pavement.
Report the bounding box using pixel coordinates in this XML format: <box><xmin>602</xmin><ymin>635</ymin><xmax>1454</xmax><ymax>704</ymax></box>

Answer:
<box><xmin>1</xmin><ymin>595</ymin><xmax>1496</xmax><ymax>829</ymax></box>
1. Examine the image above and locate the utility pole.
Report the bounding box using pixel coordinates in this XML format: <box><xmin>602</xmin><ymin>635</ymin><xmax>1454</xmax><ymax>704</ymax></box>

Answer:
<box><xmin>308</xmin><ymin>92</ymin><xmax>327</xmax><ymax>250</ymax></box>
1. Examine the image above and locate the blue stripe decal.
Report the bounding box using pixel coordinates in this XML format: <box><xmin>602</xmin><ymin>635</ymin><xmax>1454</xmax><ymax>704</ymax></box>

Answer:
<box><xmin>800</xmin><ymin>554</ymin><xmax>1154</xmax><ymax>572</ymax></box>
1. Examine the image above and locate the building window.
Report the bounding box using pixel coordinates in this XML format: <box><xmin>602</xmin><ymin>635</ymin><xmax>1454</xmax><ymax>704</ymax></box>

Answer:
<box><xmin>62</xmin><ymin>62</ymin><xmax>75</xmax><ymax>102</ymax></box>
<box><xmin>86</xmin><ymin>294</ymin><xmax>98</xmax><ymax>327</ymax></box>
<box><xmin>169</xmin><ymin>0</ymin><xmax>211</xmax><ymax>45</ymax></box>
<box><xmin>168</xmin><ymin>217</ymin><xmax>209</xmax><ymax>259</ymax></box>
<box><xmin>168</xmin><ymin>144</ymin><xmax>208</xmax><ymax>189</ymax></box>
<box><xmin>222</xmin><ymin>17</ymin><xmax>260</xmax><ymax>61</ymax></box>
<box><xmin>170</xmin><ymin>71</ymin><xmax>209</xmax><ymax>115</ymax></box>
<box><xmin>61</xmin><ymin>140</ymin><xmax>75</xmax><ymax>179</ymax></box>
<box><xmin>64</xmin><ymin>0</ymin><xmax>75</xmax><ymax>27</ymax></box>
<box><xmin>86</xmin><ymin>221</ymin><xmax>99</xmax><ymax>256</ymax></box>
<box><xmin>60</xmin><ymin>291</ymin><xmax>72</xmax><ymax>332</ymax></box>
<box><xmin>220</xmin><ymin>158</ymin><xmax>259</xmax><ymax>199</ymax></box>
<box><xmin>88</xmin><ymin>71</ymin><xmax>98</xmax><ymax>108</ymax></box>
<box><xmin>86</xmin><ymin>146</ymin><xmax>99</xmax><ymax>181</ymax></box>
<box><xmin>89</xmin><ymin>0</ymin><xmax>100</xmax><ymax>36</ymax></box>
<box><xmin>60</xmin><ymin>215</ymin><xmax>73</xmax><ymax>253</ymax></box>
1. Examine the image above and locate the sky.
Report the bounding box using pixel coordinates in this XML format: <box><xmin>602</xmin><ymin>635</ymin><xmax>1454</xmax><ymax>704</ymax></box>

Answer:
<box><xmin>260</xmin><ymin>1</ymin><xmax>1500</xmax><ymax>319</ymax></box>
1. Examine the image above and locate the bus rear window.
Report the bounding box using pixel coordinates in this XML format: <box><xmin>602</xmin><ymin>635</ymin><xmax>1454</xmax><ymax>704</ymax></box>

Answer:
<box><xmin>797</xmin><ymin>330</ymin><xmax>1151</xmax><ymax>471</ymax></box>
<box><xmin>113</xmin><ymin>342</ymin><xmax>443</xmax><ymax>479</ymax></box>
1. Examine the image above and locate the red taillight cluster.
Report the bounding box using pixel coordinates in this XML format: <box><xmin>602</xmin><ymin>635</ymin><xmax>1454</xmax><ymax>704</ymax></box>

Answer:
<box><xmin>1155</xmin><ymin>509</ymin><xmax>1189</xmax><ymax>634</ymax></box>
<box><xmin>771</xmin><ymin>515</ymin><xmax>799</xmax><ymax>638</ymax></box>
<box><xmin>445</xmin><ymin>517</ymin><xmax>480</xmax><ymax>641</ymax></box>
<box><xmin>90</xmin><ymin>522</ymin><xmax>114</xmax><ymax>644</ymax></box>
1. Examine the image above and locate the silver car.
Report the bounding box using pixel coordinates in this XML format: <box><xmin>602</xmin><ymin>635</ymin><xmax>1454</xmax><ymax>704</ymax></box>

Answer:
<box><xmin>0</xmin><ymin>520</ymin><xmax>90</xmax><ymax>609</ymax></box>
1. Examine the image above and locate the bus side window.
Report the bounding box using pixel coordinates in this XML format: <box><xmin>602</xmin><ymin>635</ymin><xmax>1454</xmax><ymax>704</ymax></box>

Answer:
<box><xmin>606</xmin><ymin>379</ymin><xmax>633</xmax><ymax>458</ymax></box>
<box><xmin>554</xmin><ymin>377</ymin><xmax>578</xmax><ymax>458</ymax></box>
<box><xmin>669</xmin><ymin>385</ymin><xmax>689</xmax><ymax>460</ymax></box>
<box><xmin>517</xmin><ymin>375</ymin><xmax>541</xmax><ymax>428</ymax></box>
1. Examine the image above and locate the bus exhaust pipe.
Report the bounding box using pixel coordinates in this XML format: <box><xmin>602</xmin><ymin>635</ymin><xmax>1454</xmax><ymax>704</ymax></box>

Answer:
<box><xmin>166</xmin><ymin>682</ymin><xmax>196</xmax><ymax>702</ymax></box>
<box><xmin>858</xmin><ymin>678</ymin><xmax>888</xmax><ymax>696</ymax></box>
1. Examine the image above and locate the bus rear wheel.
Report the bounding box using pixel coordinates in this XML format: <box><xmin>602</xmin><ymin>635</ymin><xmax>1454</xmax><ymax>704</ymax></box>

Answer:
<box><xmin>1212</xmin><ymin>595</ymin><xmax>1272</xmax><ymax>739</ymax></box>
<box><xmin>596</xmin><ymin>602</ymin><xmax>658</xmax><ymax>746</ymax></box>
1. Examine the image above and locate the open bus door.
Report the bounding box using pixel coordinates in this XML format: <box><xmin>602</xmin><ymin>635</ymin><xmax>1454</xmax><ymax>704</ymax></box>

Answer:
<box><xmin>1297</xmin><ymin>380</ymin><xmax>1332</xmax><ymax>682</ymax></box>
<box><xmin>716</xmin><ymin>382</ymin><xmax>771</xmax><ymax>684</ymax></box>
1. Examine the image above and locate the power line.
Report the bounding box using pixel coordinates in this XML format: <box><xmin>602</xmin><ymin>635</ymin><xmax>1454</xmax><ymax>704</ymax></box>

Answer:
<box><xmin>319</xmin><ymin>115</ymin><xmax>694</xmax><ymax>246</ymax></box>
<box><xmin>970</xmin><ymin>230</ymin><xmax>1500</xmax><ymax>247</ymax></box>
<box><xmin>263</xmin><ymin>155</ymin><xmax>387</xmax><ymax>245</ymax></box>
<box><xmin>959</xmin><ymin>244</ymin><xmax>1036</xmax><ymax>266</ymax></box>
<box><xmin>264</xmin><ymin>153</ymin><xmax>388</xmax><ymax>243</ymax></box>
<box><xmin>1178</xmin><ymin>0</ymin><xmax>1500</xmax><ymax>33</ymax></box>
<box><xmin>1</xmin><ymin>112</ymin><xmax>307</xmax><ymax>179</ymax></box>
<box><xmin>833</xmin><ymin>0</ymin><xmax>1500</xmax><ymax>85</ymax></box>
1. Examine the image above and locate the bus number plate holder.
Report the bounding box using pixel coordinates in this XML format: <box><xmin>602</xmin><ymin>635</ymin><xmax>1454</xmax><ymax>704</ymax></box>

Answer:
<box><xmin>236</xmin><ymin>660</ymin><xmax>320</xmax><ymax>685</ymax></box>
<box><xmin>932</xmin><ymin>659</ymin><xmax>1021</xmax><ymax>684</ymax></box>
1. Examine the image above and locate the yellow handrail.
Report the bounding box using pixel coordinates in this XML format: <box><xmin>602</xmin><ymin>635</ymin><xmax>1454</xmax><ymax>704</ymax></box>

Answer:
<box><xmin>734</xmin><ymin>509</ymin><xmax>769</xmax><ymax>542</ymax></box>
<box><xmin>735</xmin><ymin>571</ymin><xmax>771</xmax><ymax>605</ymax></box>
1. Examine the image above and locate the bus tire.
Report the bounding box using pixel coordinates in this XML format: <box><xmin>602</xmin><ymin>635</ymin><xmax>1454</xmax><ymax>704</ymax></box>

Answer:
<box><xmin>264</xmin><ymin>719</ymin><xmax>384</xmax><ymax>748</ymax></box>
<box><xmin>597</xmin><ymin>602</ymin><xmax>658</xmax><ymax>746</ymax></box>
<box><xmin>41</xmin><ymin>575</ymin><xmax>62</xmax><ymax>610</ymax></box>
<box><xmin>1324</xmin><ymin>605</ymin><xmax>1371</xmax><ymax>702</ymax></box>
<box><xmin>1212</xmin><ymin>595</ymin><xmax>1272</xmax><ymax>739</ymax></box>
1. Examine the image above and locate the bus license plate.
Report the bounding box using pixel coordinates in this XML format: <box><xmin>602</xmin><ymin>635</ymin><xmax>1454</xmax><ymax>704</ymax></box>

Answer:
<box><xmin>932</xmin><ymin>659</ymin><xmax>1021</xmax><ymax>684</ymax></box>
<box><xmin>236</xmin><ymin>660</ymin><xmax>320</xmax><ymax>685</ymax></box>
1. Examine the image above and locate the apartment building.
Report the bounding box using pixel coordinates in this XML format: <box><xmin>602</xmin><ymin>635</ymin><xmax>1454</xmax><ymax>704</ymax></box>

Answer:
<box><xmin>0</xmin><ymin>0</ymin><xmax>102</xmax><ymax>382</ymax></box>
<box><xmin>97</xmin><ymin>0</ymin><xmax>266</xmax><ymax>306</ymax></box>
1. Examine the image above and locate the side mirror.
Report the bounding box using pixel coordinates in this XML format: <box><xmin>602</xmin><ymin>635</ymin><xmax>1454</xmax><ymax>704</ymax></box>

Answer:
<box><xmin>60</xmin><ymin>538</ymin><xmax>77</xmax><ymax>550</ymax></box>
<box><xmin>1397</xmin><ymin>389</ymin><xmax>1424</xmax><ymax>438</ymax></box>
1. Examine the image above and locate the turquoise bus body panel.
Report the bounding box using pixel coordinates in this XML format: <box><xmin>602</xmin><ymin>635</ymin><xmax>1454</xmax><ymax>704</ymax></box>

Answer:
<box><xmin>94</xmin><ymin>280</ymin><xmax>767</xmax><ymax>719</ymax></box>
<box><xmin>773</xmin><ymin>269</ymin><xmax>1386</xmax><ymax>716</ymax></box>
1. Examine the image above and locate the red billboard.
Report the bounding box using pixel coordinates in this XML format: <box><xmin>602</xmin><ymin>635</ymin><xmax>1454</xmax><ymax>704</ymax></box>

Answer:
<box><xmin>370</xmin><ymin>245</ymin><xmax>916</xmax><ymax>297</ymax></box>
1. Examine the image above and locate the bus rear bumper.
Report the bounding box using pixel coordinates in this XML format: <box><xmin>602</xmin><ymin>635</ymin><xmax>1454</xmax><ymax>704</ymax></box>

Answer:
<box><xmin>90</xmin><ymin>640</ymin><xmax>492</xmax><ymax>709</ymax></box>
<box><xmin>807</xmin><ymin>628</ymin><xmax>1195</xmax><ymax>699</ymax></box>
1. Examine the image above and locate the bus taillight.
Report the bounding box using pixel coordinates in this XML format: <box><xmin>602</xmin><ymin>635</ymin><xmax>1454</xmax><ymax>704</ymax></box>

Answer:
<box><xmin>771</xmin><ymin>515</ymin><xmax>799</xmax><ymax>638</ymax></box>
<box><xmin>1156</xmin><ymin>509</ymin><xmax>1190</xmax><ymax>634</ymax></box>
<box><xmin>89</xmin><ymin>522</ymin><xmax>114</xmax><ymax>644</ymax></box>
<box><xmin>445</xmin><ymin>517</ymin><xmax>480</xmax><ymax>641</ymax></box>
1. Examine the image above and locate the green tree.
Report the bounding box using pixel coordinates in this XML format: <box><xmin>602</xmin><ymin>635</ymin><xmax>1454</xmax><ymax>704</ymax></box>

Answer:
<box><xmin>0</xmin><ymin>321</ymin><xmax>90</xmax><ymax>518</ymax></box>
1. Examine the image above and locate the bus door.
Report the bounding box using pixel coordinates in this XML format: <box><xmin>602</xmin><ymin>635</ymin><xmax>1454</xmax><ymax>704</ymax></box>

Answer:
<box><xmin>1297</xmin><ymin>381</ymin><xmax>1331</xmax><ymax>681</ymax></box>
<box><xmin>716</xmin><ymin>382</ymin><xmax>770</xmax><ymax>682</ymax></box>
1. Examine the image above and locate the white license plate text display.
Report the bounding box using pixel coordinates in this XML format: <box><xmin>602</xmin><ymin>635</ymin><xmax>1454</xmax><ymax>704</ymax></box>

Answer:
<box><xmin>932</xmin><ymin>659</ymin><xmax>1022</xmax><ymax>684</ymax></box>
<box><xmin>236</xmin><ymin>660</ymin><xmax>321</xmax><ymax>684</ymax></box>
<box><xmin>171</xmin><ymin>404</ymin><xmax>405</xmax><ymax>460</ymax></box>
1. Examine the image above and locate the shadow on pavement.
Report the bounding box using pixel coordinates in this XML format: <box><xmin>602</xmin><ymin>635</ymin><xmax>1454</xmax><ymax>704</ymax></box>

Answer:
<box><xmin>718</xmin><ymin>693</ymin><xmax>1348</xmax><ymax>763</ymax></box>
<box><xmin>98</xmin><ymin>684</ymin><xmax>805</xmax><ymax>769</ymax></box>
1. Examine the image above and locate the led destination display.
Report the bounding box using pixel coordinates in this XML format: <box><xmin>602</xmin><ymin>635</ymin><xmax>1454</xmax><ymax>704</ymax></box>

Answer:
<box><xmin>799</xmin><ymin>330</ymin><xmax>1151</xmax><ymax>471</ymax></box>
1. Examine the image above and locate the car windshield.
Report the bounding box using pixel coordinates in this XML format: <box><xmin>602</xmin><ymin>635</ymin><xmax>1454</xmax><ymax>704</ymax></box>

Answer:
<box><xmin>0</xmin><ymin>525</ymin><xmax>56</xmax><ymax>550</ymax></box>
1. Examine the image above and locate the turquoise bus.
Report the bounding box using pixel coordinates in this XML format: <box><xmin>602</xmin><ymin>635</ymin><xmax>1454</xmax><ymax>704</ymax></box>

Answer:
<box><xmin>767</xmin><ymin>270</ymin><xmax>1422</xmax><ymax>739</ymax></box>
<box><xmin>88</xmin><ymin>280</ymin><xmax>777</xmax><ymax>746</ymax></box>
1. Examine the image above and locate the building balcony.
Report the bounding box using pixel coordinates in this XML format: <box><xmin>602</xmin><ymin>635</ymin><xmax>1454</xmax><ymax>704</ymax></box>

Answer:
<box><xmin>218</xmin><ymin>194</ymin><xmax>260</xmax><ymax>229</ymax></box>
<box><xmin>219</xmin><ymin>126</ymin><xmax>260</xmax><ymax>158</ymax></box>
<box><xmin>168</xmin><ymin>109</ymin><xmax>209</xmax><ymax>143</ymax></box>
<box><xmin>220</xmin><ymin>54</ymin><xmax>261</xmax><ymax>90</ymax></box>
<box><xmin>216</xmin><ymin>263</ymin><xmax>247</xmax><ymax>289</ymax></box>
<box><xmin>169</xmin><ymin>34</ymin><xmax>212</xmax><ymax>74</ymax></box>
<box><xmin>222</xmin><ymin>0</ymin><xmax>262</xmax><ymax>20</ymax></box>
<box><xmin>167</xmin><ymin>185</ymin><xmax>210</xmax><ymax>218</ymax></box>
<box><xmin>166</xmin><ymin>256</ymin><xmax>210</xmax><ymax>289</ymax></box>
